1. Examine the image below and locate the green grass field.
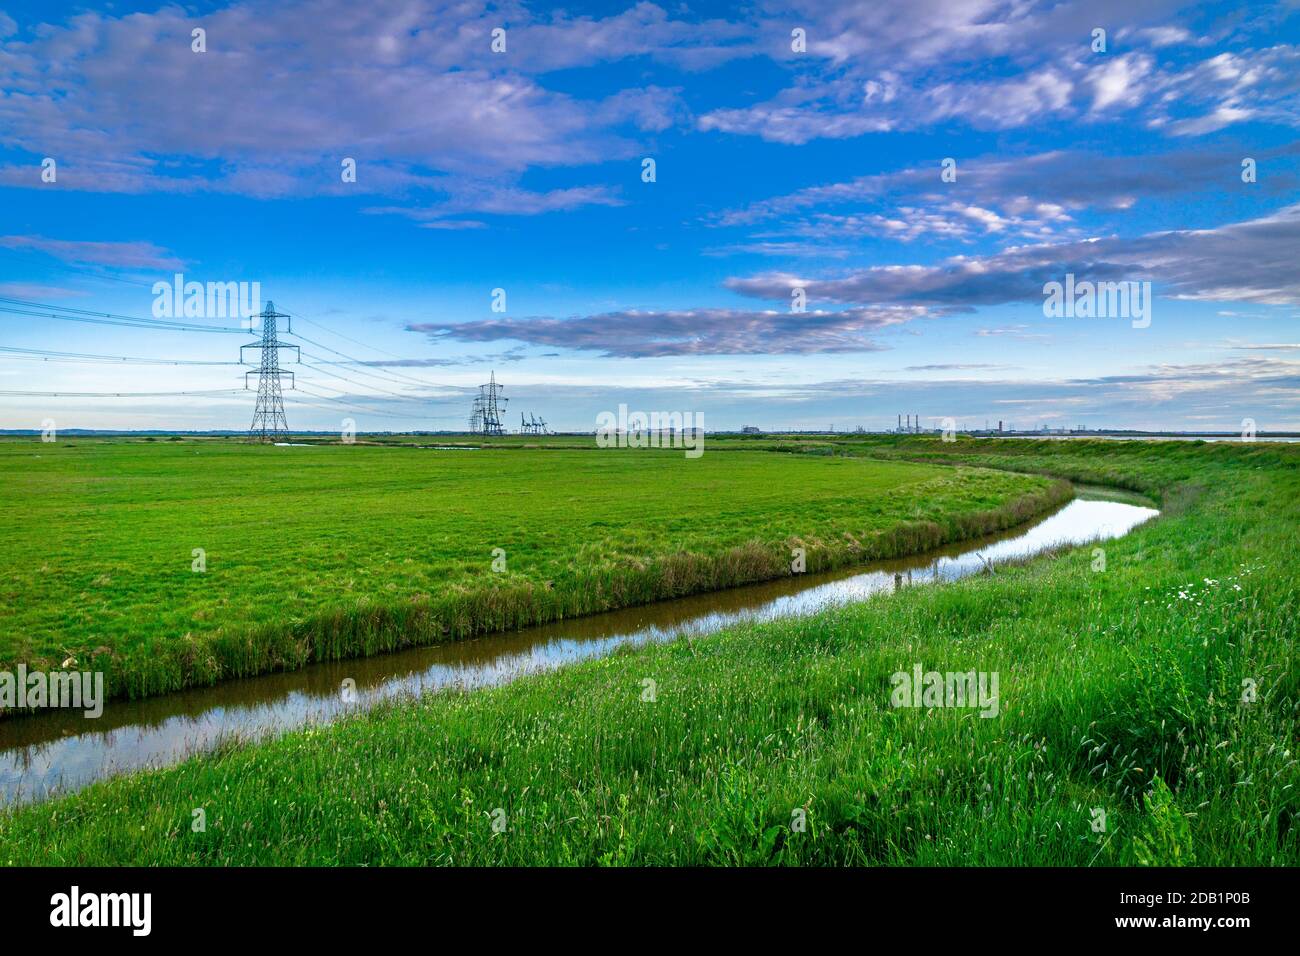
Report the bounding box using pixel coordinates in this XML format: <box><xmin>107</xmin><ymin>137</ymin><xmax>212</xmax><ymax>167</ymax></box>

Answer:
<box><xmin>1</xmin><ymin>437</ymin><xmax>1296</xmax><ymax>866</ymax></box>
<box><xmin>0</xmin><ymin>439</ymin><xmax>1062</xmax><ymax>701</ymax></box>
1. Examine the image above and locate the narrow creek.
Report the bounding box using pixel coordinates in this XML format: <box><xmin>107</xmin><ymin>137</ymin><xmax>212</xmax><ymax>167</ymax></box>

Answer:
<box><xmin>0</xmin><ymin>489</ymin><xmax>1157</xmax><ymax>806</ymax></box>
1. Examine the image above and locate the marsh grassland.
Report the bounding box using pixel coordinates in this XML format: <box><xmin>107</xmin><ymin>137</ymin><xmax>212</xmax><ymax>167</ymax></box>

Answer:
<box><xmin>0</xmin><ymin>437</ymin><xmax>1296</xmax><ymax>866</ymax></box>
<box><xmin>0</xmin><ymin>439</ymin><xmax>1060</xmax><ymax>701</ymax></box>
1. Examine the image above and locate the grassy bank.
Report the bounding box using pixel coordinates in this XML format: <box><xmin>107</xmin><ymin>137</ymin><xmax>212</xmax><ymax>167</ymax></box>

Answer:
<box><xmin>2</xmin><ymin>438</ymin><xmax>1295</xmax><ymax>865</ymax></box>
<box><xmin>0</xmin><ymin>439</ymin><xmax>1062</xmax><ymax>703</ymax></box>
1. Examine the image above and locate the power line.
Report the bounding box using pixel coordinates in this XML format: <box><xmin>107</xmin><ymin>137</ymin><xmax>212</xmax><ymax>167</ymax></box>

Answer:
<box><xmin>292</xmin><ymin>388</ymin><xmax>411</xmax><ymax>420</ymax></box>
<box><xmin>0</xmin><ymin>345</ymin><xmax>240</xmax><ymax>366</ymax></box>
<box><xmin>0</xmin><ymin>388</ymin><xmax>246</xmax><ymax>398</ymax></box>
<box><xmin>0</xmin><ymin>292</ymin><xmax>464</xmax><ymax>426</ymax></box>
<box><xmin>292</xmin><ymin>385</ymin><xmax>441</xmax><ymax>422</ymax></box>
<box><xmin>0</xmin><ymin>295</ymin><xmax>224</xmax><ymax>325</ymax></box>
<box><xmin>275</xmin><ymin>322</ymin><xmax>473</xmax><ymax>415</ymax></box>
<box><xmin>0</xmin><ymin>301</ymin><xmax>246</xmax><ymax>334</ymax></box>
<box><xmin>273</xmin><ymin>304</ymin><xmax>460</xmax><ymax>391</ymax></box>
<box><xmin>274</xmin><ymin>302</ymin><xmax>428</xmax><ymax>363</ymax></box>
<box><xmin>291</xmin><ymin>311</ymin><xmax>411</xmax><ymax>361</ymax></box>
<box><xmin>2</xmin><ymin>293</ymin><xmax>456</xmax><ymax>382</ymax></box>
<box><xmin>297</xmin><ymin>353</ymin><xmax>431</xmax><ymax>401</ymax></box>
<box><xmin>287</xmin><ymin>328</ymin><xmax>456</xmax><ymax>391</ymax></box>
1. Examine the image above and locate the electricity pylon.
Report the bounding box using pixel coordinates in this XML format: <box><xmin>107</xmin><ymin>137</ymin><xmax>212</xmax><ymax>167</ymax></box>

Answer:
<box><xmin>241</xmin><ymin>301</ymin><xmax>299</xmax><ymax>442</ymax></box>
<box><xmin>469</xmin><ymin>370</ymin><xmax>507</xmax><ymax>436</ymax></box>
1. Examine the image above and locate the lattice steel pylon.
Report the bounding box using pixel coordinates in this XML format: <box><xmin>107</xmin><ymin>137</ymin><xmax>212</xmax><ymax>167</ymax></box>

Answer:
<box><xmin>241</xmin><ymin>301</ymin><xmax>299</xmax><ymax>442</ymax></box>
<box><xmin>469</xmin><ymin>370</ymin><xmax>507</xmax><ymax>436</ymax></box>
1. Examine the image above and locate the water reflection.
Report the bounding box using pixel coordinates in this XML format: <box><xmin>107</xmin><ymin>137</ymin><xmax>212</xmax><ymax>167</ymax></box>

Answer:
<box><xmin>0</xmin><ymin>495</ymin><xmax>1156</xmax><ymax>805</ymax></box>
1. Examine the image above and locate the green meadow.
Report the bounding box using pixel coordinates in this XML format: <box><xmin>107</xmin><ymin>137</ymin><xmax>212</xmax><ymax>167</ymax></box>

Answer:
<box><xmin>0</xmin><ymin>438</ymin><xmax>1061</xmax><ymax>701</ymax></box>
<box><xmin>1</xmin><ymin>437</ymin><xmax>1295</xmax><ymax>866</ymax></box>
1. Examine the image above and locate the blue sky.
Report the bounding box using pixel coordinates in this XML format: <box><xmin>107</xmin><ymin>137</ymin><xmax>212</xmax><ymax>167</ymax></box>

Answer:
<box><xmin>1</xmin><ymin>0</ymin><xmax>1298</xmax><ymax>432</ymax></box>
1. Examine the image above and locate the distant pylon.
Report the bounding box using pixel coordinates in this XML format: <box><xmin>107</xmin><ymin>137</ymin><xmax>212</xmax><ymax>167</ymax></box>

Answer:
<box><xmin>469</xmin><ymin>370</ymin><xmax>507</xmax><ymax>436</ymax></box>
<box><xmin>241</xmin><ymin>301</ymin><xmax>298</xmax><ymax>442</ymax></box>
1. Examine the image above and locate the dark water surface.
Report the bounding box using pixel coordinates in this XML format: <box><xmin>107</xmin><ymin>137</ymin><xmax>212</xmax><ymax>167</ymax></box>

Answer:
<box><xmin>0</xmin><ymin>491</ymin><xmax>1157</xmax><ymax>805</ymax></box>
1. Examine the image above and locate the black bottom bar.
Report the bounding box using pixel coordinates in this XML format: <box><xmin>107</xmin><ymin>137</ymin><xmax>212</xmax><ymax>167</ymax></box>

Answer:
<box><xmin>1</xmin><ymin>866</ymin><xmax>1283</xmax><ymax>941</ymax></box>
